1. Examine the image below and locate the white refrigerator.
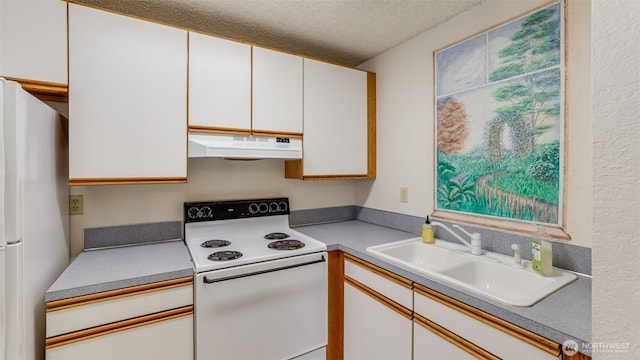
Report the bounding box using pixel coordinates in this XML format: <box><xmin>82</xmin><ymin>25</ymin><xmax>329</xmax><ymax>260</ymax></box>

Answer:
<box><xmin>1</xmin><ymin>78</ymin><xmax>69</xmax><ymax>360</ymax></box>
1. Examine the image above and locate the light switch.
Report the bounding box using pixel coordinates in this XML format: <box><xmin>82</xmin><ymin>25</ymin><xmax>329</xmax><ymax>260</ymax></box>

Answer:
<box><xmin>400</xmin><ymin>187</ymin><xmax>409</xmax><ymax>203</ymax></box>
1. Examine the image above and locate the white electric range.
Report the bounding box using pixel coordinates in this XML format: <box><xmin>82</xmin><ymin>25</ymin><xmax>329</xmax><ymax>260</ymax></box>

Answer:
<box><xmin>184</xmin><ymin>198</ymin><xmax>328</xmax><ymax>360</ymax></box>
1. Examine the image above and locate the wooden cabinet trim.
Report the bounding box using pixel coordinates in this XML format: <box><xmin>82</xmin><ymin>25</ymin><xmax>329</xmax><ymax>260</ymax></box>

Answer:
<box><xmin>251</xmin><ymin>129</ymin><xmax>303</xmax><ymax>138</ymax></box>
<box><xmin>563</xmin><ymin>351</ymin><xmax>593</xmax><ymax>360</ymax></box>
<box><xmin>344</xmin><ymin>253</ymin><xmax>412</xmax><ymax>289</ymax></box>
<box><xmin>414</xmin><ymin>284</ymin><xmax>560</xmax><ymax>356</ymax></box>
<box><xmin>345</xmin><ymin>276</ymin><xmax>412</xmax><ymax>320</ymax></box>
<box><xmin>298</xmin><ymin>174</ymin><xmax>375</xmax><ymax>180</ymax></box>
<box><xmin>327</xmin><ymin>251</ymin><xmax>344</xmax><ymax>360</ymax></box>
<box><xmin>431</xmin><ymin>210</ymin><xmax>571</xmax><ymax>241</ymax></box>
<box><xmin>69</xmin><ymin>177</ymin><xmax>187</xmax><ymax>186</ymax></box>
<box><xmin>188</xmin><ymin>125</ymin><xmax>251</xmax><ymax>136</ymax></box>
<box><xmin>188</xmin><ymin>127</ymin><xmax>304</xmax><ymax>140</ymax></box>
<box><xmin>45</xmin><ymin>305</ymin><xmax>193</xmax><ymax>349</ymax></box>
<box><xmin>2</xmin><ymin>76</ymin><xmax>68</xmax><ymax>103</ymax></box>
<box><xmin>414</xmin><ymin>313</ymin><xmax>500</xmax><ymax>360</ymax></box>
<box><xmin>366</xmin><ymin>72</ymin><xmax>377</xmax><ymax>178</ymax></box>
<box><xmin>46</xmin><ymin>277</ymin><xmax>193</xmax><ymax>312</ymax></box>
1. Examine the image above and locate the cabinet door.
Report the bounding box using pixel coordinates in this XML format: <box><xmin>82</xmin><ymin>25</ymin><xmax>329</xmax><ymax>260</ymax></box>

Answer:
<box><xmin>414</xmin><ymin>315</ymin><xmax>494</xmax><ymax>359</ymax></box>
<box><xmin>46</xmin><ymin>313</ymin><xmax>193</xmax><ymax>360</ymax></box>
<box><xmin>252</xmin><ymin>46</ymin><xmax>303</xmax><ymax>136</ymax></box>
<box><xmin>68</xmin><ymin>4</ymin><xmax>187</xmax><ymax>185</ymax></box>
<box><xmin>344</xmin><ymin>280</ymin><xmax>411</xmax><ymax>360</ymax></box>
<box><xmin>0</xmin><ymin>0</ymin><xmax>67</xmax><ymax>85</ymax></box>
<box><xmin>286</xmin><ymin>59</ymin><xmax>375</xmax><ymax>179</ymax></box>
<box><xmin>188</xmin><ymin>32</ymin><xmax>251</xmax><ymax>133</ymax></box>
<box><xmin>414</xmin><ymin>285</ymin><xmax>560</xmax><ymax>359</ymax></box>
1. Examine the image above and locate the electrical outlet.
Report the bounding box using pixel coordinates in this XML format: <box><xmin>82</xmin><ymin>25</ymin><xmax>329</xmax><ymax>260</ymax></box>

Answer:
<box><xmin>400</xmin><ymin>187</ymin><xmax>409</xmax><ymax>203</ymax></box>
<box><xmin>69</xmin><ymin>195</ymin><xmax>84</xmax><ymax>215</ymax></box>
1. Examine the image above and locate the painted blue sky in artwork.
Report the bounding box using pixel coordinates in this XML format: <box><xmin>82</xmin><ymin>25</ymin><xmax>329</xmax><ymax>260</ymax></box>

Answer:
<box><xmin>435</xmin><ymin>34</ymin><xmax>487</xmax><ymax>96</ymax></box>
<box><xmin>487</xmin><ymin>3</ymin><xmax>561</xmax><ymax>77</ymax></box>
<box><xmin>487</xmin><ymin>18</ymin><xmax>523</xmax><ymax>76</ymax></box>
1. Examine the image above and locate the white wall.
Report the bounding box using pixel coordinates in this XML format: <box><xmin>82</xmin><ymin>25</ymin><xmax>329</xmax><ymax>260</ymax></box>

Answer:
<box><xmin>69</xmin><ymin>158</ymin><xmax>357</xmax><ymax>256</ymax></box>
<box><xmin>592</xmin><ymin>0</ymin><xmax>640</xmax><ymax>357</ymax></box>
<box><xmin>357</xmin><ymin>0</ymin><xmax>593</xmax><ymax>248</ymax></box>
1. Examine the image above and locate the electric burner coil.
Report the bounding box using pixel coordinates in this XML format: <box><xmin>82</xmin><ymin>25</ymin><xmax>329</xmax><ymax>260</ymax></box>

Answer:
<box><xmin>268</xmin><ymin>240</ymin><xmax>306</xmax><ymax>250</ymax></box>
<box><xmin>208</xmin><ymin>250</ymin><xmax>243</xmax><ymax>261</ymax></box>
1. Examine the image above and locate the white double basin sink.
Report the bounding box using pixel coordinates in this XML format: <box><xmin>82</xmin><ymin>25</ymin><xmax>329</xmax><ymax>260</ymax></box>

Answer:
<box><xmin>366</xmin><ymin>238</ymin><xmax>577</xmax><ymax>307</ymax></box>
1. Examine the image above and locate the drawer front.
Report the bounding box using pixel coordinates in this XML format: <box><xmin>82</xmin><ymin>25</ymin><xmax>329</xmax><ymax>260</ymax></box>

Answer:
<box><xmin>414</xmin><ymin>286</ymin><xmax>559</xmax><ymax>359</ymax></box>
<box><xmin>46</xmin><ymin>278</ymin><xmax>193</xmax><ymax>337</ymax></box>
<box><xmin>46</xmin><ymin>312</ymin><xmax>193</xmax><ymax>360</ymax></box>
<box><xmin>413</xmin><ymin>316</ymin><xmax>480</xmax><ymax>360</ymax></box>
<box><xmin>344</xmin><ymin>255</ymin><xmax>412</xmax><ymax>309</ymax></box>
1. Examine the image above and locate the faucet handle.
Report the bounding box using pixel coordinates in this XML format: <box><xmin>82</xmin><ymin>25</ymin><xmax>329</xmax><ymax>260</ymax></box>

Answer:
<box><xmin>452</xmin><ymin>224</ymin><xmax>472</xmax><ymax>237</ymax></box>
<box><xmin>511</xmin><ymin>244</ymin><xmax>523</xmax><ymax>267</ymax></box>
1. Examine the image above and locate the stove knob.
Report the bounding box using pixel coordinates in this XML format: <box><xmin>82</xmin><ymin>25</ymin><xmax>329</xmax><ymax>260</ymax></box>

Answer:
<box><xmin>278</xmin><ymin>201</ymin><xmax>288</xmax><ymax>212</ymax></box>
<box><xmin>269</xmin><ymin>202</ymin><xmax>279</xmax><ymax>213</ymax></box>
<box><xmin>248</xmin><ymin>203</ymin><xmax>259</xmax><ymax>214</ymax></box>
<box><xmin>258</xmin><ymin>202</ymin><xmax>268</xmax><ymax>213</ymax></box>
<box><xmin>188</xmin><ymin>206</ymin><xmax>200</xmax><ymax>219</ymax></box>
<box><xmin>201</xmin><ymin>206</ymin><xmax>213</xmax><ymax>218</ymax></box>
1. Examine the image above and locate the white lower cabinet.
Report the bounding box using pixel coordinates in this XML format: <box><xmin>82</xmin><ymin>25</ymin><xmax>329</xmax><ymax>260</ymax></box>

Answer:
<box><xmin>414</xmin><ymin>284</ymin><xmax>561</xmax><ymax>360</ymax></box>
<box><xmin>45</xmin><ymin>278</ymin><xmax>193</xmax><ymax>360</ymax></box>
<box><xmin>413</xmin><ymin>315</ymin><xmax>478</xmax><ymax>359</ymax></box>
<box><xmin>343</xmin><ymin>255</ymin><xmax>412</xmax><ymax>360</ymax></box>
<box><xmin>344</xmin><ymin>282</ymin><xmax>412</xmax><ymax>360</ymax></box>
<box><xmin>338</xmin><ymin>254</ymin><xmax>562</xmax><ymax>360</ymax></box>
<box><xmin>45</xmin><ymin>314</ymin><xmax>193</xmax><ymax>360</ymax></box>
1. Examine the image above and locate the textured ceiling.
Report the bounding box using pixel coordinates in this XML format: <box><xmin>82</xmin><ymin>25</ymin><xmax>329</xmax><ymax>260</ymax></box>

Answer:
<box><xmin>73</xmin><ymin>0</ymin><xmax>486</xmax><ymax>67</ymax></box>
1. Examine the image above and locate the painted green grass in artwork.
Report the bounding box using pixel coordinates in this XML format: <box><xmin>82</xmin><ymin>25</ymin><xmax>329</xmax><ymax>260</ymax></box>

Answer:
<box><xmin>437</xmin><ymin>142</ymin><xmax>559</xmax><ymax>222</ymax></box>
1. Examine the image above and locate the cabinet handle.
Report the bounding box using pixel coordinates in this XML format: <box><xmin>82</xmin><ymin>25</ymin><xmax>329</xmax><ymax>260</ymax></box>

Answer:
<box><xmin>46</xmin><ymin>305</ymin><xmax>193</xmax><ymax>349</ymax></box>
<box><xmin>203</xmin><ymin>255</ymin><xmax>325</xmax><ymax>284</ymax></box>
<box><xmin>414</xmin><ymin>313</ymin><xmax>500</xmax><ymax>360</ymax></box>
<box><xmin>344</xmin><ymin>276</ymin><xmax>412</xmax><ymax>320</ymax></box>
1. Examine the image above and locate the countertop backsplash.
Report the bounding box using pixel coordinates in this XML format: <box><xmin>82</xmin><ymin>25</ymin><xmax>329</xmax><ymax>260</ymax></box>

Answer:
<box><xmin>291</xmin><ymin>206</ymin><xmax>592</xmax><ymax>276</ymax></box>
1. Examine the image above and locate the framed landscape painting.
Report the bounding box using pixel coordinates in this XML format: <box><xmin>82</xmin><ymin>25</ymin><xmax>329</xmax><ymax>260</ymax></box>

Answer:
<box><xmin>434</xmin><ymin>1</ymin><xmax>564</xmax><ymax>226</ymax></box>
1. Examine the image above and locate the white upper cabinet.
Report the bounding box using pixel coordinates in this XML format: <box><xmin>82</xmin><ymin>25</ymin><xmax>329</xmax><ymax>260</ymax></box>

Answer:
<box><xmin>188</xmin><ymin>32</ymin><xmax>251</xmax><ymax>133</ymax></box>
<box><xmin>68</xmin><ymin>4</ymin><xmax>187</xmax><ymax>185</ymax></box>
<box><xmin>286</xmin><ymin>58</ymin><xmax>374</xmax><ymax>179</ymax></box>
<box><xmin>0</xmin><ymin>0</ymin><xmax>68</xmax><ymax>85</ymax></box>
<box><xmin>252</xmin><ymin>46</ymin><xmax>303</xmax><ymax>136</ymax></box>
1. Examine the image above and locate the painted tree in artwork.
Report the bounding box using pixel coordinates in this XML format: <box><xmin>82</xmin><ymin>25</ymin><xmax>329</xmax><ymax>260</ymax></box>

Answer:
<box><xmin>489</xmin><ymin>6</ymin><xmax>561</xmax><ymax>139</ymax></box>
<box><xmin>437</xmin><ymin>96</ymin><xmax>470</xmax><ymax>154</ymax></box>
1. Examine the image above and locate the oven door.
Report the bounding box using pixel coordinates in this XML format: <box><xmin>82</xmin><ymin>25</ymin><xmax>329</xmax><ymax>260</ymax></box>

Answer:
<box><xmin>195</xmin><ymin>252</ymin><xmax>328</xmax><ymax>360</ymax></box>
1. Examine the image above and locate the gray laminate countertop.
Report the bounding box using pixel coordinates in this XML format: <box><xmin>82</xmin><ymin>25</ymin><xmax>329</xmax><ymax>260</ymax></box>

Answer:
<box><xmin>294</xmin><ymin>220</ymin><xmax>592</xmax><ymax>349</ymax></box>
<box><xmin>45</xmin><ymin>240</ymin><xmax>194</xmax><ymax>302</ymax></box>
<box><xmin>45</xmin><ymin>219</ymin><xmax>591</xmax><ymax>352</ymax></box>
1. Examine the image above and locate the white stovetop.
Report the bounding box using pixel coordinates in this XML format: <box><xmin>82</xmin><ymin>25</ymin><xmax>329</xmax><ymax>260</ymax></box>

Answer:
<box><xmin>184</xmin><ymin>215</ymin><xmax>326</xmax><ymax>273</ymax></box>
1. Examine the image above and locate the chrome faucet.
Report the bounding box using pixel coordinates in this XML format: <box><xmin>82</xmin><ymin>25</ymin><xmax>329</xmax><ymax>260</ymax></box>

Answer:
<box><xmin>431</xmin><ymin>221</ymin><xmax>482</xmax><ymax>255</ymax></box>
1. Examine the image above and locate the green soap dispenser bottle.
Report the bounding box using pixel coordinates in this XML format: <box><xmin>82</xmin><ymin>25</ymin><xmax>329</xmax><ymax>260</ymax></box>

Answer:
<box><xmin>422</xmin><ymin>216</ymin><xmax>434</xmax><ymax>244</ymax></box>
<box><xmin>531</xmin><ymin>225</ymin><xmax>553</xmax><ymax>276</ymax></box>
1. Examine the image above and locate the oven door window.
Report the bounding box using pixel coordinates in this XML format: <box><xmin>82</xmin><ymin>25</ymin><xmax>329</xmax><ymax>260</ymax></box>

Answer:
<box><xmin>195</xmin><ymin>252</ymin><xmax>328</xmax><ymax>359</ymax></box>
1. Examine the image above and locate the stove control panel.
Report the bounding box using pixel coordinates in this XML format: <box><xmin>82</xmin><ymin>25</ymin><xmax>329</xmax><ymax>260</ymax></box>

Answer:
<box><xmin>184</xmin><ymin>198</ymin><xmax>290</xmax><ymax>223</ymax></box>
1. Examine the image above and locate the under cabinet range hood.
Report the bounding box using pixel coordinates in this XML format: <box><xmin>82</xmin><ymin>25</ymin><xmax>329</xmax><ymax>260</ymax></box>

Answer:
<box><xmin>188</xmin><ymin>133</ymin><xmax>303</xmax><ymax>159</ymax></box>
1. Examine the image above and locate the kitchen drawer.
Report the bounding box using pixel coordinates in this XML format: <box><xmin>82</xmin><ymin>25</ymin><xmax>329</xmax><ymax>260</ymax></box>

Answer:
<box><xmin>343</xmin><ymin>254</ymin><xmax>412</xmax><ymax>309</ymax></box>
<box><xmin>414</xmin><ymin>284</ymin><xmax>560</xmax><ymax>359</ymax></box>
<box><xmin>46</xmin><ymin>277</ymin><xmax>193</xmax><ymax>337</ymax></box>
<box><xmin>46</xmin><ymin>311</ymin><xmax>193</xmax><ymax>360</ymax></box>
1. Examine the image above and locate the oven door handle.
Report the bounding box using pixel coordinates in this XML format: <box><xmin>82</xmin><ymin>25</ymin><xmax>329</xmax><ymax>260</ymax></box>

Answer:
<box><xmin>203</xmin><ymin>255</ymin><xmax>326</xmax><ymax>284</ymax></box>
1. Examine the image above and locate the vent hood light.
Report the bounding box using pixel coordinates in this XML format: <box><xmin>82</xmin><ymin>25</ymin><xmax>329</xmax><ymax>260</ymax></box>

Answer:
<box><xmin>188</xmin><ymin>133</ymin><xmax>302</xmax><ymax>160</ymax></box>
